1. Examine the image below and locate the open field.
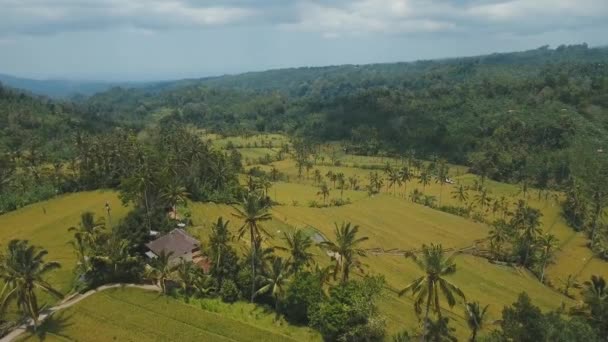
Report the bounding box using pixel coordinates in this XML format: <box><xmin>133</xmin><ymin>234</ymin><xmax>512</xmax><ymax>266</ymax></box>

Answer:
<box><xmin>19</xmin><ymin>287</ymin><xmax>320</xmax><ymax>342</ymax></box>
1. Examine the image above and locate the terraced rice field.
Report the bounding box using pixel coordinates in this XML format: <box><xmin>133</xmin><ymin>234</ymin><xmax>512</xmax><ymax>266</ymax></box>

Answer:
<box><xmin>18</xmin><ymin>288</ymin><xmax>320</xmax><ymax>342</ymax></box>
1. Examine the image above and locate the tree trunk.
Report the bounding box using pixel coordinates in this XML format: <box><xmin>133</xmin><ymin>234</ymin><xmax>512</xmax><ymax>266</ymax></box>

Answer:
<box><xmin>250</xmin><ymin>228</ymin><xmax>256</xmax><ymax>303</ymax></box>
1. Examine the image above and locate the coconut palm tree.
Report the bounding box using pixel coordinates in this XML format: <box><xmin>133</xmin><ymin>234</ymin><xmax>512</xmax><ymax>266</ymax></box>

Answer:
<box><xmin>68</xmin><ymin>212</ymin><xmax>104</xmax><ymax>247</ymax></box>
<box><xmin>388</xmin><ymin>169</ymin><xmax>402</xmax><ymax>195</ymax></box>
<box><xmin>465</xmin><ymin>301</ymin><xmax>489</xmax><ymax>342</ymax></box>
<box><xmin>313</xmin><ymin>169</ymin><xmax>322</xmax><ymax>185</ymax></box>
<box><xmin>451</xmin><ymin>185</ymin><xmax>469</xmax><ymax>205</ymax></box>
<box><xmin>145</xmin><ymin>250</ymin><xmax>174</xmax><ymax>294</ymax></box>
<box><xmin>399</xmin><ymin>244</ymin><xmax>465</xmax><ymax>327</ymax></box>
<box><xmin>511</xmin><ymin>200</ymin><xmax>542</xmax><ymax>266</ymax></box>
<box><xmin>319</xmin><ymin>222</ymin><xmax>368</xmax><ymax>283</ymax></box>
<box><xmin>0</xmin><ymin>240</ymin><xmax>63</xmax><ymax>330</ymax></box>
<box><xmin>255</xmin><ymin>257</ymin><xmax>290</xmax><ymax>315</ymax></box>
<box><xmin>418</xmin><ymin>170</ymin><xmax>431</xmax><ymax>194</ymax></box>
<box><xmin>474</xmin><ymin>187</ymin><xmax>491</xmax><ymax>211</ymax></box>
<box><xmin>232</xmin><ymin>192</ymin><xmax>273</xmax><ymax>302</ymax></box>
<box><xmin>277</xmin><ymin>229</ymin><xmax>315</xmax><ymax>273</ymax></box>
<box><xmin>175</xmin><ymin>259</ymin><xmax>197</xmax><ymax>295</ymax></box>
<box><xmin>537</xmin><ymin>233</ymin><xmax>559</xmax><ymax>283</ymax></box>
<box><xmin>336</xmin><ymin>173</ymin><xmax>346</xmax><ymax>199</ymax></box>
<box><xmin>162</xmin><ymin>181</ymin><xmax>189</xmax><ymax>219</ymax></box>
<box><xmin>488</xmin><ymin>220</ymin><xmax>510</xmax><ymax>259</ymax></box>
<box><xmin>317</xmin><ymin>182</ymin><xmax>330</xmax><ymax>204</ymax></box>
<box><xmin>399</xmin><ymin>167</ymin><xmax>412</xmax><ymax>197</ymax></box>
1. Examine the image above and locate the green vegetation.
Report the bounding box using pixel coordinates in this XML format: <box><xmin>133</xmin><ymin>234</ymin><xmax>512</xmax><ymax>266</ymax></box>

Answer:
<box><xmin>2</xmin><ymin>45</ymin><xmax>608</xmax><ymax>341</ymax></box>
<box><xmin>18</xmin><ymin>288</ymin><xmax>320</xmax><ymax>342</ymax></box>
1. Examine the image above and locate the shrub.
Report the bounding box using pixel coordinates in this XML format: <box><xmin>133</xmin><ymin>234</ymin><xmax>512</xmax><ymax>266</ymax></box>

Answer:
<box><xmin>220</xmin><ymin>279</ymin><xmax>240</xmax><ymax>303</ymax></box>
<box><xmin>284</xmin><ymin>272</ymin><xmax>325</xmax><ymax>324</ymax></box>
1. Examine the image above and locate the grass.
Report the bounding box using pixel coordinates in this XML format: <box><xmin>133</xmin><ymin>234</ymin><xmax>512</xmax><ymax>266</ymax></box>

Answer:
<box><xmin>0</xmin><ymin>190</ymin><xmax>128</xmax><ymax>296</ymax></box>
<box><xmin>19</xmin><ymin>288</ymin><xmax>320</xmax><ymax>342</ymax></box>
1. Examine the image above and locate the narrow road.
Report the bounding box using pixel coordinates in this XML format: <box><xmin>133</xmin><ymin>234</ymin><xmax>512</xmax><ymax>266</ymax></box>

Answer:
<box><xmin>1</xmin><ymin>283</ymin><xmax>160</xmax><ymax>342</ymax></box>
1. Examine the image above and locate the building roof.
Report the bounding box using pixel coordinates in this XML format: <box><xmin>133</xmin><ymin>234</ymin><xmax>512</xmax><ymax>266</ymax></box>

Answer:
<box><xmin>145</xmin><ymin>229</ymin><xmax>199</xmax><ymax>258</ymax></box>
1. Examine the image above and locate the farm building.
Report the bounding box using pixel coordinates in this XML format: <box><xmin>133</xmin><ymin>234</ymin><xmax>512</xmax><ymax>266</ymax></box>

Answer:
<box><xmin>145</xmin><ymin>228</ymin><xmax>211</xmax><ymax>272</ymax></box>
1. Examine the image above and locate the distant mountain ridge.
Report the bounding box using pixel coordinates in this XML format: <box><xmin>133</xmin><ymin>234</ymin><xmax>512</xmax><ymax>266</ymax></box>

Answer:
<box><xmin>0</xmin><ymin>73</ymin><xmax>151</xmax><ymax>99</ymax></box>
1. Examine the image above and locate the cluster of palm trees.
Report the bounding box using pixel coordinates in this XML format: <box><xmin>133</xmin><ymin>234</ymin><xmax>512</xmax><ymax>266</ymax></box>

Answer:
<box><xmin>67</xmin><ymin>212</ymin><xmax>141</xmax><ymax>288</ymax></box>
<box><xmin>486</xmin><ymin>200</ymin><xmax>559</xmax><ymax>282</ymax></box>
<box><xmin>230</xmin><ymin>189</ymin><xmax>371</xmax><ymax>309</ymax></box>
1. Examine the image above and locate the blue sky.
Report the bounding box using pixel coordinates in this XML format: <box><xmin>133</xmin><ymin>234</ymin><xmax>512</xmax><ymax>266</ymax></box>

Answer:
<box><xmin>0</xmin><ymin>0</ymin><xmax>606</xmax><ymax>81</ymax></box>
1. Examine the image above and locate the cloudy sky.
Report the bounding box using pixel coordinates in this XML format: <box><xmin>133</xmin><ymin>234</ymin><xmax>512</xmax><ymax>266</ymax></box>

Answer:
<box><xmin>0</xmin><ymin>0</ymin><xmax>606</xmax><ymax>81</ymax></box>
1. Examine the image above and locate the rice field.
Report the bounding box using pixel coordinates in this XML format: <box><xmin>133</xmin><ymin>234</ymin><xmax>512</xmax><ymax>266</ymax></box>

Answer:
<box><xmin>4</xmin><ymin>133</ymin><xmax>608</xmax><ymax>340</ymax></box>
<box><xmin>18</xmin><ymin>288</ymin><xmax>320</xmax><ymax>342</ymax></box>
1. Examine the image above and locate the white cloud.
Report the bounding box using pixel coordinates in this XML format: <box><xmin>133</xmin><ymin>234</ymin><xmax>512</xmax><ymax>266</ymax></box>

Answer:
<box><xmin>282</xmin><ymin>0</ymin><xmax>455</xmax><ymax>37</ymax></box>
<box><xmin>0</xmin><ymin>0</ymin><xmax>256</xmax><ymax>35</ymax></box>
<box><xmin>467</xmin><ymin>0</ymin><xmax>608</xmax><ymax>21</ymax></box>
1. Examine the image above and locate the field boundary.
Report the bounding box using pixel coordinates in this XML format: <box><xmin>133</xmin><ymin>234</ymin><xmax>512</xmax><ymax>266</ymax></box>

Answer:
<box><xmin>0</xmin><ymin>283</ymin><xmax>160</xmax><ymax>342</ymax></box>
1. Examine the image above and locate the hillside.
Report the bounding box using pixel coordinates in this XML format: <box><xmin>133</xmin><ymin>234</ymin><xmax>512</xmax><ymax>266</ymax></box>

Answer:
<box><xmin>83</xmin><ymin>44</ymin><xmax>608</xmax><ymax>186</ymax></box>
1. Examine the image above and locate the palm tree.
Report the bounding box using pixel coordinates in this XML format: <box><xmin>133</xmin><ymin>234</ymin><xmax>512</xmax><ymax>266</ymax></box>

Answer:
<box><xmin>399</xmin><ymin>244</ymin><xmax>465</xmax><ymax>329</ymax></box>
<box><xmin>255</xmin><ymin>257</ymin><xmax>290</xmax><ymax>315</ymax></box>
<box><xmin>313</xmin><ymin>169</ymin><xmax>322</xmax><ymax>185</ymax></box>
<box><xmin>451</xmin><ymin>185</ymin><xmax>469</xmax><ymax>205</ymax></box>
<box><xmin>388</xmin><ymin>170</ymin><xmax>402</xmax><ymax>195</ymax></box>
<box><xmin>511</xmin><ymin>200</ymin><xmax>542</xmax><ymax>266</ymax></box>
<box><xmin>325</xmin><ymin>171</ymin><xmax>335</xmax><ymax>188</ymax></box>
<box><xmin>582</xmin><ymin>275</ymin><xmax>607</xmax><ymax>306</ymax></box>
<box><xmin>68</xmin><ymin>232</ymin><xmax>90</xmax><ymax>276</ymax></box>
<box><xmin>435</xmin><ymin>160</ymin><xmax>449</xmax><ymax>205</ymax></box>
<box><xmin>319</xmin><ymin>222</ymin><xmax>368</xmax><ymax>283</ymax></box>
<box><xmin>418</xmin><ymin>170</ymin><xmax>431</xmax><ymax>194</ymax></box>
<box><xmin>488</xmin><ymin>220</ymin><xmax>510</xmax><ymax>259</ymax></box>
<box><xmin>145</xmin><ymin>250</ymin><xmax>174</xmax><ymax>294</ymax></box>
<box><xmin>399</xmin><ymin>167</ymin><xmax>412</xmax><ymax>197</ymax></box>
<box><xmin>68</xmin><ymin>212</ymin><xmax>104</xmax><ymax>247</ymax></box>
<box><xmin>175</xmin><ymin>259</ymin><xmax>197</xmax><ymax>295</ymax></box>
<box><xmin>537</xmin><ymin>233</ymin><xmax>559</xmax><ymax>283</ymax></box>
<box><xmin>465</xmin><ymin>301</ymin><xmax>489</xmax><ymax>342</ymax></box>
<box><xmin>232</xmin><ymin>192</ymin><xmax>273</xmax><ymax>302</ymax></box>
<box><xmin>277</xmin><ymin>229</ymin><xmax>314</xmax><ymax>273</ymax></box>
<box><xmin>474</xmin><ymin>187</ymin><xmax>491</xmax><ymax>211</ymax></box>
<box><xmin>317</xmin><ymin>182</ymin><xmax>330</xmax><ymax>204</ymax></box>
<box><xmin>336</xmin><ymin>173</ymin><xmax>346</xmax><ymax>199</ymax></box>
<box><xmin>0</xmin><ymin>240</ymin><xmax>63</xmax><ymax>330</ymax></box>
<box><xmin>162</xmin><ymin>181</ymin><xmax>189</xmax><ymax>219</ymax></box>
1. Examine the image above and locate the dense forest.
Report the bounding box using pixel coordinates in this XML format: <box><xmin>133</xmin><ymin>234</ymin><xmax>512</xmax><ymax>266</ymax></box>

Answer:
<box><xmin>82</xmin><ymin>44</ymin><xmax>608</xmax><ymax>186</ymax></box>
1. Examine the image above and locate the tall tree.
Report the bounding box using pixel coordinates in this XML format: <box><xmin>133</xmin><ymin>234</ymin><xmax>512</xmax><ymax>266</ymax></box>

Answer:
<box><xmin>319</xmin><ymin>222</ymin><xmax>368</xmax><ymax>283</ymax></box>
<box><xmin>537</xmin><ymin>233</ymin><xmax>559</xmax><ymax>283</ymax></box>
<box><xmin>145</xmin><ymin>250</ymin><xmax>174</xmax><ymax>294</ymax></box>
<box><xmin>277</xmin><ymin>229</ymin><xmax>315</xmax><ymax>273</ymax></box>
<box><xmin>399</xmin><ymin>244</ymin><xmax>465</xmax><ymax>337</ymax></box>
<box><xmin>317</xmin><ymin>182</ymin><xmax>330</xmax><ymax>205</ymax></box>
<box><xmin>232</xmin><ymin>192</ymin><xmax>273</xmax><ymax>302</ymax></box>
<box><xmin>0</xmin><ymin>240</ymin><xmax>63</xmax><ymax>330</ymax></box>
<box><xmin>464</xmin><ymin>301</ymin><xmax>489</xmax><ymax>342</ymax></box>
<box><xmin>255</xmin><ymin>256</ymin><xmax>290</xmax><ymax>315</ymax></box>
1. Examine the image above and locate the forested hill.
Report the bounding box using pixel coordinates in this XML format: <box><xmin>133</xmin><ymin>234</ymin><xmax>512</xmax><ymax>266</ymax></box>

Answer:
<box><xmin>0</xmin><ymin>84</ymin><xmax>113</xmax><ymax>158</ymax></box>
<box><xmin>82</xmin><ymin>44</ymin><xmax>608</xmax><ymax>185</ymax></box>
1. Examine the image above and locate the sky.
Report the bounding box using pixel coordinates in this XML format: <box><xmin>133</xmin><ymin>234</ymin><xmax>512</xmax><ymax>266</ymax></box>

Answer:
<box><xmin>0</xmin><ymin>0</ymin><xmax>607</xmax><ymax>81</ymax></box>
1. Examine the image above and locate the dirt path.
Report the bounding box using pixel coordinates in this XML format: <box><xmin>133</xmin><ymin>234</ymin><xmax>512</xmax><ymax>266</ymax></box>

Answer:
<box><xmin>1</xmin><ymin>283</ymin><xmax>160</xmax><ymax>342</ymax></box>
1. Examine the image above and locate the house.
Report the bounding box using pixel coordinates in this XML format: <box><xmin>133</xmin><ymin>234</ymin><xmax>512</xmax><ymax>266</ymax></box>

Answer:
<box><xmin>145</xmin><ymin>228</ymin><xmax>210</xmax><ymax>272</ymax></box>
